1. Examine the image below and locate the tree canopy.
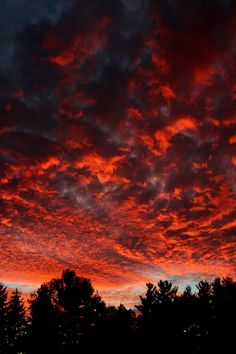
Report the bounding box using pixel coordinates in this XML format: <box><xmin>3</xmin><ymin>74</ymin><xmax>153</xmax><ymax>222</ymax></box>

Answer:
<box><xmin>0</xmin><ymin>271</ymin><xmax>235</xmax><ymax>354</ymax></box>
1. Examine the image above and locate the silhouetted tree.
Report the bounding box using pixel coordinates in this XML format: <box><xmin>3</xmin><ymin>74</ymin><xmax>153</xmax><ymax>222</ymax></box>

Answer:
<box><xmin>29</xmin><ymin>269</ymin><xmax>105</xmax><ymax>352</ymax></box>
<box><xmin>136</xmin><ymin>282</ymin><xmax>157</xmax><ymax>322</ymax></box>
<box><xmin>176</xmin><ymin>285</ymin><xmax>199</xmax><ymax>353</ymax></box>
<box><xmin>114</xmin><ymin>304</ymin><xmax>136</xmax><ymax>349</ymax></box>
<box><xmin>136</xmin><ymin>280</ymin><xmax>178</xmax><ymax>350</ymax></box>
<box><xmin>182</xmin><ymin>285</ymin><xmax>196</xmax><ymax>316</ymax></box>
<box><xmin>211</xmin><ymin>277</ymin><xmax>236</xmax><ymax>352</ymax></box>
<box><xmin>186</xmin><ymin>280</ymin><xmax>214</xmax><ymax>353</ymax></box>
<box><xmin>6</xmin><ymin>289</ymin><xmax>27</xmax><ymax>353</ymax></box>
<box><xmin>29</xmin><ymin>283</ymin><xmax>60</xmax><ymax>353</ymax></box>
<box><xmin>156</xmin><ymin>280</ymin><xmax>178</xmax><ymax>348</ymax></box>
<box><xmin>156</xmin><ymin>280</ymin><xmax>178</xmax><ymax>304</ymax></box>
<box><xmin>0</xmin><ymin>272</ymin><xmax>235</xmax><ymax>354</ymax></box>
<box><xmin>94</xmin><ymin>303</ymin><xmax>135</xmax><ymax>351</ymax></box>
<box><xmin>196</xmin><ymin>280</ymin><xmax>212</xmax><ymax>333</ymax></box>
<box><xmin>0</xmin><ymin>282</ymin><xmax>8</xmax><ymax>352</ymax></box>
<box><xmin>49</xmin><ymin>269</ymin><xmax>105</xmax><ymax>351</ymax></box>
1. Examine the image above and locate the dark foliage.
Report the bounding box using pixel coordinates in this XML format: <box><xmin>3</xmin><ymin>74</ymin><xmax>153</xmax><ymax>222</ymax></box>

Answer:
<box><xmin>0</xmin><ymin>283</ymin><xmax>8</xmax><ymax>352</ymax></box>
<box><xmin>0</xmin><ymin>271</ymin><xmax>235</xmax><ymax>354</ymax></box>
<box><xmin>7</xmin><ymin>289</ymin><xmax>28</xmax><ymax>353</ymax></box>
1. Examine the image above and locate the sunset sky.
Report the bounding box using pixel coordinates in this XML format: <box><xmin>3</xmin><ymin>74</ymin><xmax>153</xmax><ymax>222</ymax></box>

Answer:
<box><xmin>0</xmin><ymin>0</ymin><xmax>236</xmax><ymax>305</ymax></box>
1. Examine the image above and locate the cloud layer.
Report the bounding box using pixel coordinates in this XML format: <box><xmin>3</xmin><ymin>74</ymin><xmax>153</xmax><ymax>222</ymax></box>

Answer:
<box><xmin>0</xmin><ymin>0</ymin><xmax>236</xmax><ymax>304</ymax></box>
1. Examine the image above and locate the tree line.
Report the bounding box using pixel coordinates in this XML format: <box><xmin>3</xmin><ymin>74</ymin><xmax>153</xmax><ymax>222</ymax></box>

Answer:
<box><xmin>0</xmin><ymin>269</ymin><xmax>235</xmax><ymax>353</ymax></box>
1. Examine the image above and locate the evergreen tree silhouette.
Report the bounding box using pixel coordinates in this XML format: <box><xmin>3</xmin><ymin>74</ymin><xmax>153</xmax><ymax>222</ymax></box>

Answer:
<box><xmin>155</xmin><ymin>280</ymin><xmax>178</xmax><ymax>349</ymax></box>
<box><xmin>188</xmin><ymin>280</ymin><xmax>213</xmax><ymax>353</ymax></box>
<box><xmin>177</xmin><ymin>285</ymin><xmax>199</xmax><ymax>353</ymax></box>
<box><xmin>7</xmin><ymin>289</ymin><xmax>27</xmax><ymax>353</ymax></box>
<box><xmin>196</xmin><ymin>280</ymin><xmax>212</xmax><ymax>332</ymax></box>
<box><xmin>211</xmin><ymin>277</ymin><xmax>236</xmax><ymax>352</ymax></box>
<box><xmin>136</xmin><ymin>282</ymin><xmax>157</xmax><ymax>318</ymax></box>
<box><xmin>0</xmin><ymin>282</ymin><xmax>8</xmax><ymax>353</ymax></box>
<box><xmin>0</xmin><ymin>272</ymin><xmax>235</xmax><ymax>354</ymax></box>
<box><xmin>136</xmin><ymin>280</ymin><xmax>178</xmax><ymax>351</ymax></box>
<box><xmin>156</xmin><ymin>280</ymin><xmax>178</xmax><ymax>303</ymax></box>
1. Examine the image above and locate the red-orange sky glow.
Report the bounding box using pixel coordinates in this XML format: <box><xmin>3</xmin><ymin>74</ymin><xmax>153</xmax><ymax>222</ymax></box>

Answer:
<box><xmin>0</xmin><ymin>0</ymin><xmax>236</xmax><ymax>306</ymax></box>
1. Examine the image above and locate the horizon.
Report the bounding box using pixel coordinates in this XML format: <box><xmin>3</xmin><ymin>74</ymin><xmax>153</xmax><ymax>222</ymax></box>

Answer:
<box><xmin>3</xmin><ymin>270</ymin><xmax>234</xmax><ymax>309</ymax></box>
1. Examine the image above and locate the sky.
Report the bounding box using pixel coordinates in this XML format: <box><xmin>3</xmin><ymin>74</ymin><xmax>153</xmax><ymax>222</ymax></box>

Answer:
<box><xmin>0</xmin><ymin>0</ymin><xmax>236</xmax><ymax>306</ymax></box>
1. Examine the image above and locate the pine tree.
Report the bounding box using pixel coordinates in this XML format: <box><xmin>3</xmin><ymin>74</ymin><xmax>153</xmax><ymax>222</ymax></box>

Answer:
<box><xmin>7</xmin><ymin>289</ymin><xmax>27</xmax><ymax>353</ymax></box>
<box><xmin>136</xmin><ymin>282</ymin><xmax>158</xmax><ymax>318</ymax></box>
<box><xmin>0</xmin><ymin>282</ymin><xmax>8</xmax><ymax>351</ymax></box>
